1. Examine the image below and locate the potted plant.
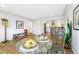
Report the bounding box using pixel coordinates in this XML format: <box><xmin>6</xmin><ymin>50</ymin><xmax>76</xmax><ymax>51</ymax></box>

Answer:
<box><xmin>65</xmin><ymin>20</ymin><xmax>72</xmax><ymax>48</ymax></box>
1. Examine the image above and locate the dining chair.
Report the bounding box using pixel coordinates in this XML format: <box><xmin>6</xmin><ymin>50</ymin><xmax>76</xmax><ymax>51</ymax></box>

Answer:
<box><xmin>47</xmin><ymin>26</ymin><xmax>65</xmax><ymax>54</ymax></box>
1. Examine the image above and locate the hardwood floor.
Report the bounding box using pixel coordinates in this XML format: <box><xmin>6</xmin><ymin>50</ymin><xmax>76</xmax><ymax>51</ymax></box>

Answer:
<box><xmin>0</xmin><ymin>35</ymin><xmax>73</xmax><ymax>54</ymax></box>
<box><xmin>0</xmin><ymin>40</ymin><xmax>20</xmax><ymax>54</ymax></box>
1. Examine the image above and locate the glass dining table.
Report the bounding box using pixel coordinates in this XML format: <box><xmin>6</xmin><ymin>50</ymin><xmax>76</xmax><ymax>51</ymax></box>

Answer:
<box><xmin>16</xmin><ymin>37</ymin><xmax>53</xmax><ymax>54</ymax></box>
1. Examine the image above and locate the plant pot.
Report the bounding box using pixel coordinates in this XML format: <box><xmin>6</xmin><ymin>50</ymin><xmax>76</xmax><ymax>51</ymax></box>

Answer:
<box><xmin>64</xmin><ymin>43</ymin><xmax>71</xmax><ymax>49</ymax></box>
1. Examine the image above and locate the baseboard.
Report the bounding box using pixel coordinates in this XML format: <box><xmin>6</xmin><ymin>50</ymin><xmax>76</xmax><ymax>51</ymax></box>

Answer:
<box><xmin>72</xmin><ymin>47</ymin><xmax>77</xmax><ymax>54</ymax></box>
<box><xmin>0</xmin><ymin>40</ymin><xmax>13</xmax><ymax>43</ymax></box>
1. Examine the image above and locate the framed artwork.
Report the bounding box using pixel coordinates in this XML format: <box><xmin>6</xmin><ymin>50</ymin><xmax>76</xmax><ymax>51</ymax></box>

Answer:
<box><xmin>73</xmin><ymin>4</ymin><xmax>79</xmax><ymax>30</ymax></box>
<box><xmin>16</xmin><ymin>21</ymin><xmax>24</xmax><ymax>29</ymax></box>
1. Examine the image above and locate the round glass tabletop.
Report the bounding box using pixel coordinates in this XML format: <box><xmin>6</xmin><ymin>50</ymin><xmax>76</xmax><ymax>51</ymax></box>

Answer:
<box><xmin>16</xmin><ymin>38</ymin><xmax>53</xmax><ymax>54</ymax></box>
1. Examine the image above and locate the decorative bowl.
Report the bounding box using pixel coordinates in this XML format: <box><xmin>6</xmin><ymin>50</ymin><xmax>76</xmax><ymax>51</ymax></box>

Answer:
<box><xmin>22</xmin><ymin>39</ymin><xmax>38</xmax><ymax>49</ymax></box>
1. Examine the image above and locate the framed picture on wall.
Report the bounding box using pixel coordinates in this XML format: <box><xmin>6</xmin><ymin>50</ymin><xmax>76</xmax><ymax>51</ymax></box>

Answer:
<box><xmin>73</xmin><ymin>4</ymin><xmax>79</xmax><ymax>30</ymax></box>
<box><xmin>16</xmin><ymin>21</ymin><xmax>24</xmax><ymax>29</ymax></box>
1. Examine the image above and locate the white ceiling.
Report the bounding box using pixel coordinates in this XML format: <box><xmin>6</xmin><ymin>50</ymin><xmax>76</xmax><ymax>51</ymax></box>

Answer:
<box><xmin>0</xmin><ymin>4</ymin><xmax>66</xmax><ymax>20</ymax></box>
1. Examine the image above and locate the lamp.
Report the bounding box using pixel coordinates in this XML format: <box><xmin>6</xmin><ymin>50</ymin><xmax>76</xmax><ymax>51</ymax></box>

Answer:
<box><xmin>1</xmin><ymin>18</ymin><xmax>8</xmax><ymax>43</ymax></box>
<box><xmin>50</xmin><ymin>21</ymin><xmax>55</xmax><ymax>28</ymax></box>
<box><xmin>55</xmin><ymin>23</ymin><xmax>62</xmax><ymax>28</ymax></box>
<box><xmin>46</xmin><ymin>23</ymin><xmax>50</xmax><ymax>28</ymax></box>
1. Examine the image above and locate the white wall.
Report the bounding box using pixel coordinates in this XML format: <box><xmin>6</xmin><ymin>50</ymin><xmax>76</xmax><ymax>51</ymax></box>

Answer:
<box><xmin>0</xmin><ymin>11</ymin><xmax>31</xmax><ymax>42</ymax></box>
<box><xmin>32</xmin><ymin>20</ymin><xmax>42</xmax><ymax>35</ymax></box>
<box><xmin>64</xmin><ymin>4</ymin><xmax>79</xmax><ymax>53</ymax></box>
